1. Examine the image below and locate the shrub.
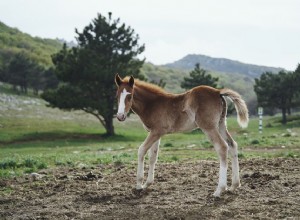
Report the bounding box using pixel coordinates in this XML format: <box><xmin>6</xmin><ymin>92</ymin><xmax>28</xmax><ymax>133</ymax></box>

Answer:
<box><xmin>23</xmin><ymin>158</ymin><xmax>38</xmax><ymax>168</ymax></box>
<box><xmin>251</xmin><ymin>139</ymin><xmax>260</xmax><ymax>145</ymax></box>
<box><xmin>0</xmin><ymin>159</ymin><xmax>18</xmax><ymax>169</ymax></box>
<box><xmin>164</xmin><ymin>142</ymin><xmax>174</xmax><ymax>147</ymax></box>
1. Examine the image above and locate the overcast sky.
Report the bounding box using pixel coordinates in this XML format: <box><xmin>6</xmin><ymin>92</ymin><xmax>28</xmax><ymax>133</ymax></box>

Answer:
<box><xmin>0</xmin><ymin>0</ymin><xmax>299</xmax><ymax>70</ymax></box>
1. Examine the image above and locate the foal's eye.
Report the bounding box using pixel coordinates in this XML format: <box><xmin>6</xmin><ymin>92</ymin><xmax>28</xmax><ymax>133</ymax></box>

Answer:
<box><xmin>127</xmin><ymin>95</ymin><xmax>132</xmax><ymax>100</ymax></box>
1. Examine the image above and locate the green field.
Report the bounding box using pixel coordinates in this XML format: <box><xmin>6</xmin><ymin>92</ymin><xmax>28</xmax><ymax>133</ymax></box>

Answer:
<box><xmin>0</xmin><ymin>90</ymin><xmax>299</xmax><ymax>178</ymax></box>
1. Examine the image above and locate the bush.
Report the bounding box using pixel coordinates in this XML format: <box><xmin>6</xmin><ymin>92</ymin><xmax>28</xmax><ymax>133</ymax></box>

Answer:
<box><xmin>251</xmin><ymin>139</ymin><xmax>260</xmax><ymax>145</ymax></box>
<box><xmin>0</xmin><ymin>159</ymin><xmax>18</xmax><ymax>169</ymax></box>
<box><xmin>37</xmin><ymin>162</ymin><xmax>48</xmax><ymax>169</ymax></box>
<box><xmin>164</xmin><ymin>142</ymin><xmax>174</xmax><ymax>147</ymax></box>
<box><xmin>238</xmin><ymin>153</ymin><xmax>246</xmax><ymax>158</ymax></box>
<box><xmin>170</xmin><ymin>156</ymin><xmax>179</xmax><ymax>161</ymax></box>
<box><xmin>23</xmin><ymin>158</ymin><xmax>38</xmax><ymax>168</ymax></box>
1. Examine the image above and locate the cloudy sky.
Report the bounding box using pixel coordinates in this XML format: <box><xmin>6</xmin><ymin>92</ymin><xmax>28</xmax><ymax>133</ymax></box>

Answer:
<box><xmin>0</xmin><ymin>0</ymin><xmax>299</xmax><ymax>70</ymax></box>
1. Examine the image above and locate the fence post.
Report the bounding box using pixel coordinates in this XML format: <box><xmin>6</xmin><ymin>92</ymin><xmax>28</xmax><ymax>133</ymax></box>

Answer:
<box><xmin>258</xmin><ymin>107</ymin><xmax>263</xmax><ymax>134</ymax></box>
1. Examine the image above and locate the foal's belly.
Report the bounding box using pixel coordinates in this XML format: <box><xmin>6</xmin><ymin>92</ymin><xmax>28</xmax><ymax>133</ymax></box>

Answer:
<box><xmin>169</xmin><ymin>114</ymin><xmax>198</xmax><ymax>133</ymax></box>
<box><xmin>176</xmin><ymin>120</ymin><xmax>198</xmax><ymax>133</ymax></box>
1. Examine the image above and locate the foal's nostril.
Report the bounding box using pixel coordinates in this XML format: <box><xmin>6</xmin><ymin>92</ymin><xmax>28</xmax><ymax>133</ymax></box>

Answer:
<box><xmin>117</xmin><ymin>113</ymin><xmax>126</xmax><ymax>121</ymax></box>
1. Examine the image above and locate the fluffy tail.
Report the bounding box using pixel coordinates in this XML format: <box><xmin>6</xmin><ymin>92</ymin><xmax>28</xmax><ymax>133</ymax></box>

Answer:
<box><xmin>220</xmin><ymin>88</ymin><xmax>249</xmax><ymax>128</ymax></box>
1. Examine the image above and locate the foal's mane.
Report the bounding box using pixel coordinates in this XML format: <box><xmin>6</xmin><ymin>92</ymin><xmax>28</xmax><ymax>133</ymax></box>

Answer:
<box><xmin>123</xmin><ymin>77</ymin><xmax>168</xmax><ymax>96</ymax></box>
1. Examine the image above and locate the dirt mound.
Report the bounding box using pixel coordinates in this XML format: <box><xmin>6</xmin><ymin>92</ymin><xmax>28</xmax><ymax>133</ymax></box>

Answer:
<box><xmin>0</xmin><ymin>158</ymin><xmax>299</xmax><ymax>219</ymax></box>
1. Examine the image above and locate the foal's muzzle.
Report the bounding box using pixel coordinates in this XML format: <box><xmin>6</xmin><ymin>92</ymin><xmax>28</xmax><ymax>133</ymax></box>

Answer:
<box><xmin>117</xmin><ymin>113</ymin><xmax>126</xmax><ymax>121</ymax></box>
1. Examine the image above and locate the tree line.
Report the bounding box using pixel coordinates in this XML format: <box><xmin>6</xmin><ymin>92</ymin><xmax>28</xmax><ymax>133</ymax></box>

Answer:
<box><xmin>0</xmin><ymin>52</ymin><xmax>58</xmax><ymax>95</ymax></box>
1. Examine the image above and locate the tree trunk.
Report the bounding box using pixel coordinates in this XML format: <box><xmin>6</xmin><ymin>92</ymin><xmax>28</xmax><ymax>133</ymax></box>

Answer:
<box><xmin>104</xmin><ymin>92</ymin><xmax>116</xmax><ymax>136</ymax></box>
<box><xmin>282</xmin><ymin>108</ymin><xmax>287</xmax><ymax>124</ymax></box>
<box><xmin>104</xmin><ymin>117</ymin><xmax>115</xmax><ymax>136</ymax></box>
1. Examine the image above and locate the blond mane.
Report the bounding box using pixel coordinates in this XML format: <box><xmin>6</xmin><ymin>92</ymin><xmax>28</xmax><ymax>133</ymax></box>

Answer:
<box><xmin>123</xmin><ymin>77</ymin><xmax>168</xmax><ymax>96</ymax></box>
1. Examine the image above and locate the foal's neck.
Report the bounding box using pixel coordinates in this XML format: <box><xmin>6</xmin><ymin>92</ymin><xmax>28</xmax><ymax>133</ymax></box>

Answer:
<box><xmin>131</xmin><ymin>84</ymin><xmax>163</xmax><ymax>114</ymax></box>
<box><xmin>131</xmin><ymin>86</ymin><xmax>148</xmax><ymax>115</ymax></box>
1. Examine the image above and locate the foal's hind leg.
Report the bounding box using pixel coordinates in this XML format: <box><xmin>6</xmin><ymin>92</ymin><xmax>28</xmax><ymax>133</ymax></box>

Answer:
<box><xmin>136</xmin><ymin>132</ymin><xmax>161</xmax><ymax>190</ymax></box>
<box><xmin>219</xmin><ymin>122</ymin><xmax>241</xmax><ymax>191</ymax></box>
<box><xmin>204</xmin><ymin>128</ymin><xmax>229</xmax><ymax>197</ymax></box>
<box><xmin>143</xmin><ymin>139</ymin><xmax>160</xmax><ymax>188</ymax></box>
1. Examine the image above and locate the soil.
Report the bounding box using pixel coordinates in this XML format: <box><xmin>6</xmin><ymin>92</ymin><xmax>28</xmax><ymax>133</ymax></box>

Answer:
<box><xmin>0</xmin><ymin>158</ymin><xmax>299</xmax><ymax>220</ymax></box>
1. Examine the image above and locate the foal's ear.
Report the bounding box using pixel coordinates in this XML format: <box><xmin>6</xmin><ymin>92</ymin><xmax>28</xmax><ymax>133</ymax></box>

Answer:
<box><xmin>129</xmin><ymin>75</ymin><xmax>135</xmax><ymax>88</ymax></box>
<box><xmin>115</xmin><ymin>73</ymin><xmax>122</xmax><ymax>87</ymax></box>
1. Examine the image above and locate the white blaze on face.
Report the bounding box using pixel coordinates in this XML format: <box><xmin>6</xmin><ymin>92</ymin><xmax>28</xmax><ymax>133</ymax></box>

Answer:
<box><xmin>117</xmin><ymin>88</ymin><xmax>131</xmax><ymax>114</ymax></box>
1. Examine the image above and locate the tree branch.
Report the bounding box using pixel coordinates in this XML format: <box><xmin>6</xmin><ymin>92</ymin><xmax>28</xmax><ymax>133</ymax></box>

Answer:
<box><xmin>82</xmin><ymin>108</ymin><xmax>106</xmax><ymax>128</ymax></box>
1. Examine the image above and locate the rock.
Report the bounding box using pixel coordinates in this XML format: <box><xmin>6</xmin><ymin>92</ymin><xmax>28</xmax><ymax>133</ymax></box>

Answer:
<box><xmin>30</xmin><ymin>173</ymin><xmax>43</xmax><ymax>181</ymax></box>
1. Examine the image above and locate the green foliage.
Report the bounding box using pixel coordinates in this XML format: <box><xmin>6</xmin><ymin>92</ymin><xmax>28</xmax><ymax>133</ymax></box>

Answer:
<box><xmin>0</xmin><ymin>159</ymin><xmax>18</xmax><ymax>169</ymax></box>
<box><xmin>42</xmin><ymin>13</ymin><xmax>145</xmax><ymax>136</ymax></box>
<box><xmin>6</xmin><ymin>52</ymin><xmax>33</xmax><ymax>93</ymax></box>
<box><xmin>0</xmin><ymin>157</ymin><xmax>48</xmax><ymax>171</ymax></box>
<box><xmin>0</xmin><ymin>21</ymin><xmax>60</xmax><ymax>95</ymax></box>
<box><xmin>150</xmin><ymin>78</ymin><xmax>166</xmax><ymax>88</ymax></box>
<box><xmin>0</xmin><ymin>52</ymin><xmax>58</xmax><ymax>94</ymax></box>
<box><xmin>163</xmin><ymin>142</ymin><xmax>174</xmax><ymax>147</ymax></box>
<box><xmin>181</xmin><ymin>63</ymin><xmax>219</xmax><ymax>90</ymax></box>
<box><xmin>251</xmin><ymin>139</ymin><xmax>260</xmax><ymax>145</ymax></box>
<box><xmin>254</xmin><ymin>68</ymin><xmax>300</xmax><ymax>124</ymax></box>
<box><xmin>140</xmin><ymin>63</ymin><xmax>186</xmax><ymax>93</ymax></box>
<box><xmin>0</xmin><ymin>21</ymin><xmax>62</xmax><ymax>67</ymax></box>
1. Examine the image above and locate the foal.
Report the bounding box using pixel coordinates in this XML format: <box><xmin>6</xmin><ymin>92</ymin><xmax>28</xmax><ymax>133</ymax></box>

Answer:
<box><xmin>115</xmin><ymin>74</ymin><xmax>248</xmax><ymax>197</ymax></box>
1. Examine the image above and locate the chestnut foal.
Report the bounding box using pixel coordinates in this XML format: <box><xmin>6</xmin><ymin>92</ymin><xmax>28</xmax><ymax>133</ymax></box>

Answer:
<box><xmin>115</xmin><ymin>74</ymin><xmax>248</xmax><ymax>197</ymax></box>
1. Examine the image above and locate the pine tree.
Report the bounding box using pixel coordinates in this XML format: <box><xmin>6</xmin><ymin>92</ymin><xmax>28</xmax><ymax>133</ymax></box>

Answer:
<box><xmin>7</xmin><ymin>53</ymin><xmax>32</xmax><ymax>93</ymax></box>
<box><xmin>254</xmin><ymin>70</ymin><xmax>296</xmax><ymax>124</ymax></box>
<box><xmin>42</xmin><ymin>13</ymin><xmax>145</xmax><ymax>136</ymax></box>
<box><xmin>181</xmin><ymin>63</ymin><xmax>219</xmax><ymax>90</ymax></box>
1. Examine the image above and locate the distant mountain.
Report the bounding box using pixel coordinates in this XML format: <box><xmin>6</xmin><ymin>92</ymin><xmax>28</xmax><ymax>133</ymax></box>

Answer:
<box><xmin>165</xmin><ymin>54</ymin><xmax>284</xmax><ymax>78</ymax></box>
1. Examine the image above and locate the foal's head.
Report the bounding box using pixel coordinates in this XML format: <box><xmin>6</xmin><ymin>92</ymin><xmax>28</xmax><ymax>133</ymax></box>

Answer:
<box><xmin>115</xmin><ymin>74</ymin><xmax>135</xmax><ymax>121</ymax></box>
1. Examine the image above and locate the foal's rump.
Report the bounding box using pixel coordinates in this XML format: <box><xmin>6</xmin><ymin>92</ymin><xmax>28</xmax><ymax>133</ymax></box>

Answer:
<box><xmin>185</xmin><ymin>86</ymin><xmax>249</xmax><ymax>130</ymax></box>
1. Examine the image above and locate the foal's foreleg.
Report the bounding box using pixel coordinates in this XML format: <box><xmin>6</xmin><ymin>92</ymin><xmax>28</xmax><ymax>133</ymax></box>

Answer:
<box><xmin>144</xmin><ymin>139</ymin><xmax>160</xmax><ymax>188</ymax></box>
<box><xmin>136</xmin><ymin>132</ymin><xmax>160</xmax><ymax>190</ymax></box>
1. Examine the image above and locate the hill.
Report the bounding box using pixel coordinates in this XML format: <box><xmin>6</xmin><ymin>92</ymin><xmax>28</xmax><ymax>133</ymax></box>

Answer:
<box><xmin>0</xmin><ymin>21</ymin><xmax>63</xmax><ymax>67</ymax></box>
<box><xmin>165</xmin><ymin>54</ymin><xmax>284</xmax><ymax>79</ymax></box>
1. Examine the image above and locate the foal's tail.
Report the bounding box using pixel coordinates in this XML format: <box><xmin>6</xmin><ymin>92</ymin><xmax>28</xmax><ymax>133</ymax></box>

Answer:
<box><xmin>220</xmin><ymin>88</ymin><xmax>249</xmax><ymax>128</ymax></box>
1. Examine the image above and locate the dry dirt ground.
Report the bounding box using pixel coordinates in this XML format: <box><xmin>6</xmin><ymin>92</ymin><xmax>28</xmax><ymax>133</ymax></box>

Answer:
<box><xmin>0</xmin><ymin>158</ymin><xmax>299</xmax><ymax>220</ymax></box>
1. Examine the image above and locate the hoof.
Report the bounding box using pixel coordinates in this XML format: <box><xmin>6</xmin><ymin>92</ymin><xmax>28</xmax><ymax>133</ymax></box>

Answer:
<box><xmin>136</xmin><ymin>185</ymin><xmax>144</xmax><ymax>190</ymax></box>
<box><xmin>213</xmin><ymin>191</ymin><xmax>221</xmax><ymax>197</ymax></box>
<box><xmin>213</xmin><ymin>186</ymin><xmax>227</xmax><ymax>197</ymax></box>
<box><xmin>143</xmin><ymin>181</ymin><xmax>153</xmax><ymax>189</ymax></box>
<box><xmin>229</xmin><ymin>183</ymin><xmax>241</xmax><ymax>192</ymax></box>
